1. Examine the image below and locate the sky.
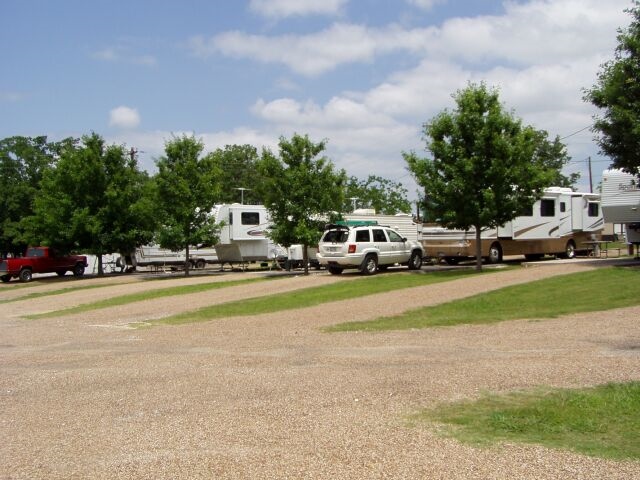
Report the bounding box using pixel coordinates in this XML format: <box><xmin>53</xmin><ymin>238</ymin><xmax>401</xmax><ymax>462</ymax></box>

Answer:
<box><xmin>1</xmin><ymin>0</ymin><xmax>634</xmax><ymax>203</ymax></box>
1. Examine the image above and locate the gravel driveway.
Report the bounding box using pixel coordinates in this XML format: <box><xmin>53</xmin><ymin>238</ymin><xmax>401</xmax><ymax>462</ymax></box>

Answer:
<box><xmin>1</xmin><ymin>260</ymin><xmax>639</xmax><ymax>479</ymax></box>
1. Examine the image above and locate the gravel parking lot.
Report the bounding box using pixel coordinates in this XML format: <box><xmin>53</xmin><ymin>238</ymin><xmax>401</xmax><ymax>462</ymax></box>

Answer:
<box><xmin>1</xmin><ymin>259</ymin><xmax>639</xmax><ymax>479</ymax></box>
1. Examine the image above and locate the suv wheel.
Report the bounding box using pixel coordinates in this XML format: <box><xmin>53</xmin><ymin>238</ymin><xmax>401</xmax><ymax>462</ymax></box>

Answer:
<box><xmin>360</xmin><ymin>254</ymin><xmax>378</xmax><ymax>275</ymax></box>
<box><xmin>407</xmin><ymin>251</ymin><xmax>423</xmax><ymax>270</ymax></box>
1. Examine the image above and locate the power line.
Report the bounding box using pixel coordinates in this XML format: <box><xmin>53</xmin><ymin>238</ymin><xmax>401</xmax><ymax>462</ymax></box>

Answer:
<box><xmin>559</xmin><ymin>125</ymin><xmax>592</xmax><ymax>140</ymax></box>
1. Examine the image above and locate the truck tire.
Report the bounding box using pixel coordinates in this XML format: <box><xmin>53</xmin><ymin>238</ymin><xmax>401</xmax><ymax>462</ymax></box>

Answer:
<box><xmin>73</xmin><ymin>263</ymin><xmax>85</xmax><ymax>277</ymax></box>
<box><xmin>19</xmin><ymin>268</ymin><xmax>33</xmax><ymax>283</ymax></box>
<box><xmin>360</xmin><ymin>254</ymin><xmax>378</xmax><ymax>275</ymax></box>
<box><xmin>407</xmin><ymin>251</ymin><xmax>423</xmax><ymax>270</ymax></box>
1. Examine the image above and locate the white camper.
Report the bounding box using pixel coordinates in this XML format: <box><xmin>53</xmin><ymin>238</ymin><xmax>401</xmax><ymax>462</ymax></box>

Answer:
<box><xmin>421</xmin><ymin>188</ymin><xmax>604</xmax><ymax>264</ymax></box>
<box><xmin>125</xmin><ymin>204</ymin><xmax>285</xmax><ymax>270</ymax></box>
<box><xmin>212</xmin><ymin>204</ymin><xmax>285</xmax><ymax>263</ymax></box>
<box><xmin>343</xmin><ymin>210</ymin><xmax>421</xmax><ymax>242</ymax></box>
<box><xmin>601</xmin><ymin>169</ymin><xmax>640</xmax><ymax>244</ymax></box>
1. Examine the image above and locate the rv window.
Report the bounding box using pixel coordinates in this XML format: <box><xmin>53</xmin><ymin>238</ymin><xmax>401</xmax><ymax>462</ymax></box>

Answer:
<box><xmin>588</xmin><ymin>202</ymin><xmax>599</xmax><ymax>217</ymax></box>
<box><xmin>372</xmin><ymin>229</ymin><xmax>387</xmax><ymax>242</ymax></box>
<box><xmin>241</xmin><ymin>212</ymin><xmax>260</xmax><ymax>225</ymax></box>
<box><xmin>560</xmin><ymin>202</ymin><xmax>566</xmax><ymax>213</ymax></box>
<box><xmin>540</xmin><ymin>199</ymin><xmax>555</xmax><ymax>217</ymax></box>
<box><xmin>355</xmin><ymin>229</ymin><xmax>370</xmax><ymax>242</ymax></box>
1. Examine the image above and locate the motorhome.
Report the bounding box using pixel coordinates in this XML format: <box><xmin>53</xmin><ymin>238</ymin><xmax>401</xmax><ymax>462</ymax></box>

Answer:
<box><xmin>601</xmin><ymin>169</ymin><xmax>640</xmax><ymax>244</ymax></box>
<box><xmin>421</xmin><ymin>188</ymin><xmax>604</xmax><ymax>264</ymax></box>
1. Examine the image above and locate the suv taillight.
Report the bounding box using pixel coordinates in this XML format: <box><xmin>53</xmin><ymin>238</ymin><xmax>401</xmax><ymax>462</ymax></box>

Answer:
<box><xmin>348</xmin><ymin>244</ymin><xmax>356</xmax><ymax>254</ymax></box>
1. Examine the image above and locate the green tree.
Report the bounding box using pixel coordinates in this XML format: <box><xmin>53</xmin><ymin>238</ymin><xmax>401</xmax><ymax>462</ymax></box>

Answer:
<box><xmin>343</xmin><ymin>175</ymin><xmax>412</xmax><ymax>214</ymax></box>
<box><xmin>404</xmin><ymin>83</ymin><xmax>556</xmax><ymax>271</ymax></box>
<box><xmin>29</xmin><ymin>133</ymin><xmax>155</xmax><ymax>274</ymax></box>
<box><xmin>0</xmin><ymin>136</ymin><xmax>73</xmax><ymax>256</ymax></box>
<box><xmin>584</xmin><ymin>1</ymin><xmax>640</xmax><ymax>176</ymax></box>
<box><xmin>257</xmin><ymin>134</ymin><xmax>346</xmax><ymax>274</ymax></box>
<box><xmin>531</xmin><ymin>130</ymin><xmax>579</xmax><ymax>188</ymax></box>
<box><xmin>209</xmin><ymin>144</ymin><xmax>264</xmax><ymax>204</ymax></box>
<box><xmin>153</xmin><ymin>134</ymin><xmax>222</xmax><ymax>276</ymax></box>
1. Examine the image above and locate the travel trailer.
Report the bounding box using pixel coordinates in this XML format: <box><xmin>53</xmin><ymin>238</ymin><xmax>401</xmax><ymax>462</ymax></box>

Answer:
<box><xmin>601</xmin><ymin>169</ymin><xmax>640</xmax><ymax>244</ymax></box>
<box><xmin>421</xmin><ymin>188</ymin><xmax>604</xmax><ymax>264</ymax></box>
<box><xmin>124</xmin><ymin>204</ymin><xmax>285</xmax><ymax>271</ymax></box>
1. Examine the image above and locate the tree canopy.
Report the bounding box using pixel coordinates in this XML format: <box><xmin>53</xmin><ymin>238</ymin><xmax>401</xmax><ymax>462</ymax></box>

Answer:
<box><xmin>28</xmin><ymin>133</ymin><xmax>155</xmax><ymax>274</ymax></box>
<box><xmin>584</xmin><ymin>1</ymin><xmax>640</xmax><ymax>176</ymax></box>
<box><xmin>0</xmin><ymin>136</ymin><xmax>66</xmax><ymax>256</ymax></box>
<box><xmin>404</xmin><ymin>83</ymin><xmax>558</xmax><ymax>270</ymax></box>
<box><xmin>153</xmin><ymin>134</ymin><xmax>222</xmax><ymax>275</ymax></box>
<box><xmin>209</xmin><ymin>144</ymin><xmax>264</xmax><ymax>204</ymax></box>
<box><xmin>343</xmin><ymin>175</ymin><xmax>412</xmax><ymax>214</ymax></box>
<box><xmin>257</xmin><ymin>134</ymin><xmax>346</xmax><ymax>274</ymax></box>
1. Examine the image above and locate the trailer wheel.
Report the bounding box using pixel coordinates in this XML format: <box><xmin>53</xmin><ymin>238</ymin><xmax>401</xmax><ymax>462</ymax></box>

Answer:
<box><xmin>360</xmin><ymin>254</ymin><xmax>378</xmax><ymax>275</ymax></box>
<box><xmin>195</xmin><ymin>259</ymin><xmax>206</xmax><ymax>269</ymax></box>
<box><xmin>563</xmin><ymin>240</ymin><xmax>576</xmax><ymax>259</ymax></box>
<box><xmin>19</xmin><ymin>268</ymin><xmax>33</xmax><ymax>283</ymax></box>
<box><xmin>487</xmin><ymin>242</ymin><xmax>503</xmax><ymax>264</ymax></box>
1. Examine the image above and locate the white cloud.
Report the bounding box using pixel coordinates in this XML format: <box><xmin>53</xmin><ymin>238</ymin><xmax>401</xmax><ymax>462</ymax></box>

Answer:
<box><xmin>109</xmin><ymin>106</ymin><xmax>141</xmax><ymax>129</ymax></box>
<box><xmin>405</xmin><ymin>0</ymin><xmax>446</xmax><ymax>11</ymax></box>
<box><xmin>193</xmin><ymin>0</ymin><xmax>627</xmax><ymax>77</ymax></box>
<box><xmin>249</xmin><ymin>0</ymin><xmax>348</xmax><ymax>18</ymax></box>
<box><xmin>91</xmin><ymin>46</ymin><xmax>157</xmax><ymax>67</ymax></box>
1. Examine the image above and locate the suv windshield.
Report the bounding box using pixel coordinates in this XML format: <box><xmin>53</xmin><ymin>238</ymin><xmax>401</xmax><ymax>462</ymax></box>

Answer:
<box><xmin>322</xmin><ymin>229</ymin><xmax>349</xmax><ymax>243</ymax></box>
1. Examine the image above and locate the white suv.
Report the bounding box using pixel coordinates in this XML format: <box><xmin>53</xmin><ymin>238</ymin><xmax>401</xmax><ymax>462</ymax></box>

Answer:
<box><xmin>316</xmin><ymin>224</ymin><xmax>424</xmax><ymax>275</ymax></box>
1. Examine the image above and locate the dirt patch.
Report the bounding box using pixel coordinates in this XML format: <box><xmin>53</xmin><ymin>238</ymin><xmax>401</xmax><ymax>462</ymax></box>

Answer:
<box><xmin>1</xmin><ymin>261</ymin><xmax>639</xmax><ymax>479</ymax></box>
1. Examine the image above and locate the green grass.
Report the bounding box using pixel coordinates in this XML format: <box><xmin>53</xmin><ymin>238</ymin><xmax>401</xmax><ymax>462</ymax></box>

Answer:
<box><xmin>327</xmin><ymin>267</ymin><xmax>640</xmax><ymax>332</ymax></box>
<box><xmin>146</xmin><ymin>269</ymin><xmax>490</xmax><ymax>326</ymax></box>
<box><xmin>413</xmin><ymin>382</ymin><xmax>640</xmax><ymax>460</ymax></box>
<box><xmin>0</xmin><ymin>284</ymin><xmax>107</xmax><ymax>304</ymax></box>
<box><xmin>26</xmin><ymin>277</ymin><xmax>269</xmax><ymax>319</ymax></box>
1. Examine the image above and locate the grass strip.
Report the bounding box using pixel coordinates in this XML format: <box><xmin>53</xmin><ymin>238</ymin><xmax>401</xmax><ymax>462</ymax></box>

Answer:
<box><xmin>27</xmin><ymin>277</ymin><xmax>268</xmax><ymax>319</ymax></box>
<box><xmin>413</xmin><ymin>382</ymin><xmax>640</xmax><ymax>460</ymax></box>
<box><xmin>150</xmin><ymin>269</ymin><xmax>489</xmax><ymax>326</ymax></box>
<box><xmin>327</xmin><ymin>267</ymin><xmax>640</xmax><ymax>332</ymax></box>
<box><xmin>0</xmin><ymin>284</ymin><xmax>108</xmax><ymax>304</ymax></box>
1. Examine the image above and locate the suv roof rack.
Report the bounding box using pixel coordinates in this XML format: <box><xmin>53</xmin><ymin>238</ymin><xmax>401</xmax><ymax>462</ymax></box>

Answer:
<box><xmin>326</xmin><ymin>220</ymin><xmax>379</xmax><ymax>229</ymax></box>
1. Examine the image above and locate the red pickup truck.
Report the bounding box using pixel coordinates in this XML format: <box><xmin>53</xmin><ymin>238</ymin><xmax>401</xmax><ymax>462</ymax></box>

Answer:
<box><xmin>0</xmin><ymin>247</ymin><xmax>88</xmax><ymax>283</ymax></box>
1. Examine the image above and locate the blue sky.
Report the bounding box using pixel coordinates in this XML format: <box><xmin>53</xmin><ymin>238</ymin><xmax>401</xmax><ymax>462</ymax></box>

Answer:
<box><xmin>1</xmin><ymin>0</ymin><xmax>633</xmax><ymax>201</ymax></box>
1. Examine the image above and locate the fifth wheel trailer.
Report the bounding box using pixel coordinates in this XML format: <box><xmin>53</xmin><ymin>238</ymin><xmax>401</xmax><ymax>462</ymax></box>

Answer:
<box><xmin>421</xmin><ymin>188</ymin><xmax>604</xmax><ymax>264</ymax></box>
<box><xmin>601</xmin><ymin>169</ymin><xmax>640</xmax><ymax>245</ymax></box>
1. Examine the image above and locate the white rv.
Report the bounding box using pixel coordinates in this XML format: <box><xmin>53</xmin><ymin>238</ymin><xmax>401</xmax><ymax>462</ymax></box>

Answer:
<box><xmin>421</xmin><ymin>188</ymin><xmax>604</xmax><ymax>264</ymax></box>
<box><xmin>212</xmin><ymin>204</ymin><xmax>285</xmax><ymax>263</ymax></box>
<box><xmin>125</xmin><ymin>204</ymin><xmax>285</xmax><ymax>270</ymax></box>
<box><xmin>601</xmin><ymin>169</ymin><xmax>640</xmax><ymax>244</ymax></box>
<box><xmin>343</xmin><ymin>210</ymin><xmax>421</xmax><ymax>242</ymax></box>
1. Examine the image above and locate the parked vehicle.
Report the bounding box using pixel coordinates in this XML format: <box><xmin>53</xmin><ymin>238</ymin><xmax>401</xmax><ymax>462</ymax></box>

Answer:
<box><xmin>601</xmin><ymin>169</ymin><xmax>640</xmax><ymax>245</ymax></box>
<box><xmin>124</xmin><ymin>204</ymin><xmax>285</xmax><ymax>270</ymax></box>
<box><xmin>0</xmin><ymin>246</ymin><xmax>88</xmax><ymax>283</ymax></box>
<box><xmin>421</xmin><ymin>188</ymin><xmax>604</xmax><ymax>264</ymax></box>
<box><xmin>316</xmin><ymin>222</ymin><xmax>424</xmax><ymax>275</ymax></box>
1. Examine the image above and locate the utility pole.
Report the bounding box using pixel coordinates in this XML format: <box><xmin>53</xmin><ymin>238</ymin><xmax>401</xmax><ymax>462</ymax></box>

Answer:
<box><xmin>588</xmin><ymin>156</ymin><xmax>593</xmax><ymax>193</ymax></box>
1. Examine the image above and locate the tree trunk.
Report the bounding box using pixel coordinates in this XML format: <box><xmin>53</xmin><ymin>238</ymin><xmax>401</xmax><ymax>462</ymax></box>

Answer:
<box><xmin>97</xmin><ymin>254</ymin><xmax>104</xmax><ymax>276</ymax></box>
<box><xmin>303</xmin><ymin>244</ymin><xmax>309</xmax><ymax>275</ymax></box>
<box><xmin>474</xmin><ymin>225</ymin><xmax>483</xmax><ymax>272</ymax></box>
<box><xmin>185</xmin><ymin>244</ymin><xmax>190</xmax><ymax>276</ymax></box>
